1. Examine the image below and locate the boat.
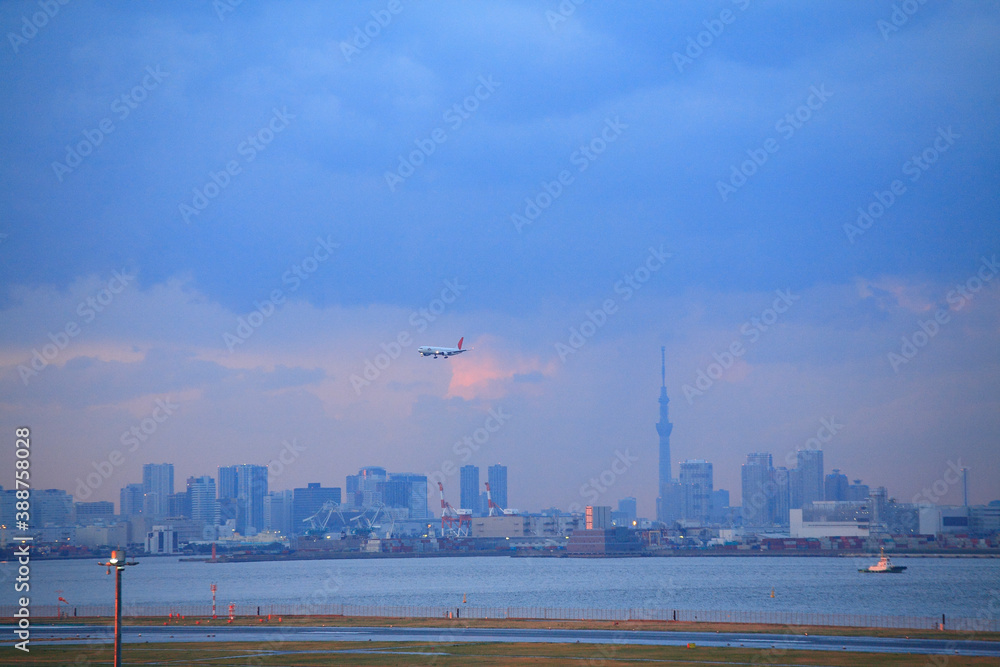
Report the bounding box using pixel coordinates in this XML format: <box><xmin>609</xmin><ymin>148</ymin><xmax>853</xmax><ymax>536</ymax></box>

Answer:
<box><xmin>859</xmin><ymin>548</ymin><xmax>906</xmax><ymax>573</ymax></box>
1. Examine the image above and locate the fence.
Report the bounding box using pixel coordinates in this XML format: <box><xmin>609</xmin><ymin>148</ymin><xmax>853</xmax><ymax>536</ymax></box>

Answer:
<box><xmin>6</xmin><ymin>603</ymin><xmax>998</xmax><ymax>632</ymax></box>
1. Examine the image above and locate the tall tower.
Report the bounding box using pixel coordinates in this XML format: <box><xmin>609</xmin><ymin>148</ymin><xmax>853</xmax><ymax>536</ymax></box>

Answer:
<box><xmin>656</xmin><ymin>347</ymin><xmax>681</xmax><ymax>523</ymax></box>
<box><xmin>657</xmin><ymin>347</ymin><xmax>673</xmax><ymax>487</ymax></box>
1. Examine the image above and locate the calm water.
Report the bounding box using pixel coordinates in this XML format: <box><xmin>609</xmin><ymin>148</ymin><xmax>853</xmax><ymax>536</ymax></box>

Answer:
<box><xmin>5</xmin><ymin>555</ymin><xmax>999</xmax><ymax>618</ymax></box>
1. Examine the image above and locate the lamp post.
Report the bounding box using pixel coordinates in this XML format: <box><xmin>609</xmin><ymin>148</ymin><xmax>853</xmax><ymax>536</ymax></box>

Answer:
<box><xmin>99</xmin><ymin>549</ymin><xmax>138</xmax><ymax>667</ymax></box>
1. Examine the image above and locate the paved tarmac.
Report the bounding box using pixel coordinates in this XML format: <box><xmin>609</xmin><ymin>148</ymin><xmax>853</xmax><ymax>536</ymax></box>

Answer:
<box><xmin>4</xmin><ymin>624</ymin><xmax>999</xmax><ymax>658</ymax></box>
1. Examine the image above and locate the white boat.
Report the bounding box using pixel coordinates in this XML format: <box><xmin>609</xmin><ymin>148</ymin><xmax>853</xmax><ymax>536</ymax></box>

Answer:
<box><xmin>859</xmin><ymin>548</ymin><xmax>906</xmax><ymax>573</ymax></box>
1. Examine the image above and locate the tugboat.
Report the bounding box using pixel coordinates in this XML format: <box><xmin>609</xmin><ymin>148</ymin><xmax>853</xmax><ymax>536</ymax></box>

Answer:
<box><xmin>859</xmin><ymin>548</ymin><xmax>906</xmax><ymax>573</ymax></box>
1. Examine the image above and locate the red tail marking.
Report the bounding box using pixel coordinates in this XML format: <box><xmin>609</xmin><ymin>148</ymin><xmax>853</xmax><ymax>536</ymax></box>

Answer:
<box><xmin>457</xmin><ymin>337</ymin><xmax>464</xmax><ymax>350</ymax></box>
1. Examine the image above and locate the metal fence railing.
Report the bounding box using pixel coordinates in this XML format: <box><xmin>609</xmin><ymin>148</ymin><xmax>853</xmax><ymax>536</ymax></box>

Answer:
<box><xmin>5</xmin><ymin>602</ymin><xmax>997</xmax><ymax>632</ymax></box>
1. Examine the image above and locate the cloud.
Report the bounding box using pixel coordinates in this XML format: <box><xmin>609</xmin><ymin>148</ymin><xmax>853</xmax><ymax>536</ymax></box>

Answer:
<box><xmin>0</xmin><ymin>2</ymin><xmax>998</xmax><ymax>511</ymax></box>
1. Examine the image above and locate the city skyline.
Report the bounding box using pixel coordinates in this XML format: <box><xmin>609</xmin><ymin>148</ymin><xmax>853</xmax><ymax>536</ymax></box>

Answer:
<box><xmin>1</xmin><ymin>3</ymin><xmax>998</xmax><ymax>516</ymax></box>
<box><xmin>16</xmin><ymin>430</ymin><xmax>976</xmax><ymax>526</ymax></box>
<box><xmin>16</xmin><ymin>337</ymin><xmax>996</xmax><ymax>522</ymax></box>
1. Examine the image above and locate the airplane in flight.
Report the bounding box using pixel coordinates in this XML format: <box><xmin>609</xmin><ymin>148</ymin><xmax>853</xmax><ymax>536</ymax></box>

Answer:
<box><xmin>417</xmin><ymin>337</ymin><xmax>470</xmax><ymax>358</ymax></box>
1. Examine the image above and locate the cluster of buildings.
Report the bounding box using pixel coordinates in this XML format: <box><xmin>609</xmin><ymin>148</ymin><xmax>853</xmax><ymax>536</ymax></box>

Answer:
<box><xmin>653</xmin><ymin>348</ymin><xmax>999</xmax><ymax>542</ymax></box>
<box><xmin>2</xmin><ymin>350</ymin><xmax>997</xmax><ymax>557</ymax></box>
<box><xmin>0</xmin><ymin>463</ymin><xmax>465</xmax><ymax>554</ymax></box>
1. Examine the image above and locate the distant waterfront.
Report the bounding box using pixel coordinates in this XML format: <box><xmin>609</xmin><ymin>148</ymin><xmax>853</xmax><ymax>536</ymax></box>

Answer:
<box><xmin>12</xmin><ymin>555</ymin><xmax>999</xmax><ymax>619</ymax></box>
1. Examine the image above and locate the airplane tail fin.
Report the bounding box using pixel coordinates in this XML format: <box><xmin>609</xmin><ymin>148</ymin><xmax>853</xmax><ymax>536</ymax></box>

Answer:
<box><xmin>457</xmin><ymin>337</ymin><xmax>464</xmax><ymax>350</ymax></box>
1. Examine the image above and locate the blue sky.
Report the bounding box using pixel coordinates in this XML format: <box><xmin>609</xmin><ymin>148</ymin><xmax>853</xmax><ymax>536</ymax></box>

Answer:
<box><xmin>1</xmin><ymin>1</ymin><xmax>998</xmax><ymax>514</ymax></box>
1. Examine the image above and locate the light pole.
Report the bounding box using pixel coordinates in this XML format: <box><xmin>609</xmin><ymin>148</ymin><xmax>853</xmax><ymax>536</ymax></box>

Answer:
<box><xmin>99</xmin><ymin>549</ymin><xmax>138</xmax><ymax>667</ymax></box>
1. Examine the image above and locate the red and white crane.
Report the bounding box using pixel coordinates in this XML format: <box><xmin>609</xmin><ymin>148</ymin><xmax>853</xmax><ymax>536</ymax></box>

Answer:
<box><xmin>484</xmin><ymin>481</ymin><xmax>504</xmax><ymax>517</ymax></box>
<box><xmin>437</xmin><ymin>481</ymin><xmax>471</xmax><ymax>537</ymax></box>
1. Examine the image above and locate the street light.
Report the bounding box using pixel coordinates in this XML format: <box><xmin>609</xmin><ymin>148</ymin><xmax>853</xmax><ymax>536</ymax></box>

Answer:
<box><xmin>99</xmin><ymin>549</ymin><xmax>138</xmax><ymax>667</ymax></box>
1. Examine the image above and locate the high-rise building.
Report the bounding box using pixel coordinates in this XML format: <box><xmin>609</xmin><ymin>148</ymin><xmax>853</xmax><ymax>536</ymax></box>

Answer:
<box><xmin>265</xmin><ymin>490</ymin><xmax>294</xmax><ymax>534</ymax></box>
<box><xmin>292</xmin><ymin>483</ymin><xmax>341</xmax><ymax>532</ymax></box>
<box><xmin>710</xmin><ymin>489</ymin><xmax>732</xmax><ymax>525</ymax></box>
<box><xmin>75</xmin><ymin>501</ymin><xmax>115</xmax><ymax>524</ymax></box>
<box><xmin>459</xmin><ymin>465</ymin><xmax>479</xmax><ymax>514</ymax></box>
<box><xmin>679</xmin><ymin>459</ymin><xmax>713</xmax><ymax>523</ymax></box>
<box><xmin>793</xmin><ymin>449</ymin><xmax>823</xmax><ymax>507</ymax></box>
<box><xmin>168</xmin><ymin>492</ymin><xmax>191</xmax><ymax>518</ymax></box>
<box><xmin>218</xmin><ymin>464</ymin><xmax>268</xmax><ymax>535</ymax></box>
<box><xmin>487</xmin><ymin>464</ymin><xmax>508</xmax><ymax>510</ymax></box>
<box><xmin>585</xmin><ymin>505</ymin><xmax>612</xmax><ymax>529</ymax></box>
<box><xmin>120</xmin><ymin>483</ymin><xmax>144</xmax><ymax>518</ymax></box>
<box><xmin>870</xmin><ymin>486</ymin><xmax>888</xmax><ymax>530</ymax></box>
<box><xmin>741</xmin><ymin>452</ymin><xmax>774</xmax><ymax>529</ymax></box>
<box><xmin>617</xmin><ymin>497</ymin><xmax>637</xmax><ymax>522</ymax></box>
<box><xmin>32</xmin><ymin>489</ymin><xmax>74</xmax><ymax>527</ymax></box>
<box><xmin>345</xmin><ymin>466</ymin><xmax>387</xmax><ymax>508</ymax></box>
<box><xmin>218</xmin><ymin>466</ymin><xmax>238</xmax><ymax>501</ymax></box>
<box><xmin>187</xmin><ymin>476</ymin><xmax>218</xmax><ymax>526</ymax></box>
<box><xmin>655</xmin><ymin>346</ymin><xmax>675</xmax><ymax>523</ymax></box>
<box><xmin>825</xmin><ymin>469</ymin><xmax>849</xmax><ymax>502</ymax></box>
<box><xmin>238</xmin><ymin>464</ymin><xmax>268</xmax><ymax>535</ymax></box>
<box><xmin>142</xmin><ymin>463</ymin><xmax>174</xmax><ymax>519</ymax></box>
<box><xmin>658</xmin><ymin>481</ymin><xmax>683</xmax><ymax>525</ymax></box>
<box><xmin>846</xmin><ymin>479</ymin><xmax>870</xmax><ymax>502</ymax></box>
<box><xmin>0</xmin><ymin>488</ymin><xmax>15</xmax><ymax>528</ymax></box>
<box><xmin>388</xmin><ymin>473</ymin><xmax>429</xmax><ymax>519</ymax></box>
<box><xmin>772</xmin><ymin>467</ymin><xmax>791</xmax><ymax>527</ymax></box>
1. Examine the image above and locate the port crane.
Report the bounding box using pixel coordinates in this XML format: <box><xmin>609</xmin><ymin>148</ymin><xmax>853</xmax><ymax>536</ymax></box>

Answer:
<box><xmin>302</xmin><ymin>500</ymin><xmax>346</xmax><ymax>533</ymax></box>
<box><xmin>350</xmin><ymin>501</ymin><xmax>387</xmax><ymax>536</ymax></box>
<box><xmin>484</xmin><ymin>481</ymin><xmax>504</xmax><ymax>517</ymax></box>
<box><xmin>437</xmin><ymin>481</ymin><xmax>472</xmax><ymax>537</ymax></box>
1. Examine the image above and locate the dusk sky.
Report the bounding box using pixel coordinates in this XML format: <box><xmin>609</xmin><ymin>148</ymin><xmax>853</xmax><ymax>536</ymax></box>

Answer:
<box><xmin>1</xmin><ymin>1</ymin><xmax>998</xmax><ymax>516</ymax></box>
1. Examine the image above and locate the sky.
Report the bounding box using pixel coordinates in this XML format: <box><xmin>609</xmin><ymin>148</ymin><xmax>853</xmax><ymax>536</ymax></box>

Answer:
<box><xmin>1</xmin><ymin>1</ymin><xmax>998</xmax><ymax>517</ymax></box>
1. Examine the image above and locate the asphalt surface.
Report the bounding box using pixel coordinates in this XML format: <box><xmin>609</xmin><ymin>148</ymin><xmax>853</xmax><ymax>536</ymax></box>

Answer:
<box><xmin>4</xmin><ymin>624</ymin><xmax>999</xmax><ymax>657</ymax></box>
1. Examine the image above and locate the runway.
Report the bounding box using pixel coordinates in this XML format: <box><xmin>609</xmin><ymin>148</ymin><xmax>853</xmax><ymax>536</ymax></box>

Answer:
<box><xmin>5</xmin><ymin>624</ymin><xmax>999</xmax><ymax>658</ymax></box>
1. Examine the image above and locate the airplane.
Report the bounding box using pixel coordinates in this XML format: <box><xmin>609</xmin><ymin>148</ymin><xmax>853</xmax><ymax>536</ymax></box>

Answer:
<box><xmin>417</xmin><ymin>337</ymin><xmax>470</xmax><ymax>358</ymax></box>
